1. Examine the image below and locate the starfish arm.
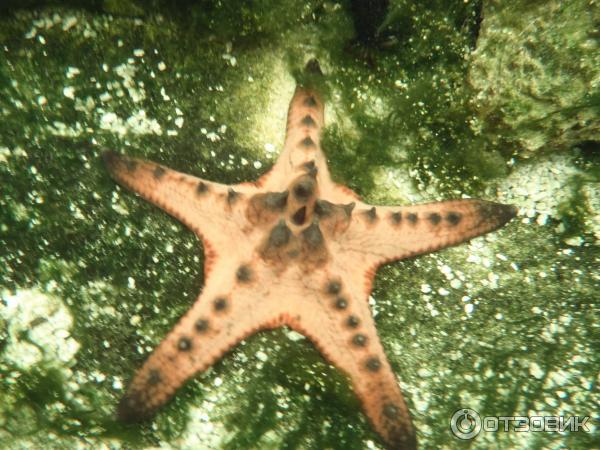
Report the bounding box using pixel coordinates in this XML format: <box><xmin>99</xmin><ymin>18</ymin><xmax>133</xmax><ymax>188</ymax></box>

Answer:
<box><xmin>258</xmin><ymin>60</ymin><xmax>359</xmax><ymax>204</ymax></box>
<box><xmin>117</xmin><ymin>259</ymin><xmax>287</xmax><ymax>422</ymax></box>
<box><xmin>287</xmin><ymin>287</ymin><xmax>417</xmax><ymax>450</ymax></box>
<box><xmin>103</xmin><ymin>151</ymin><xmax>255</xmax><ymax>250</ymax></box>
<box><xmin>340</xmin><ymin>198</ymin><xmax>517</xmax><ymax>271</ymax></box>
<box><xmin>259</xmin><ymin>85</ymin><xmax>328</xmax><ymax>190</ymax></box>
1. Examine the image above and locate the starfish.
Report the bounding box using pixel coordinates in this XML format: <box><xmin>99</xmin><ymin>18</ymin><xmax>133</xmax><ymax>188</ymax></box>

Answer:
<box><xmin>103</xmin><ymin>59</ymin><xmax>516</xmax><ymax>450</ymax></box>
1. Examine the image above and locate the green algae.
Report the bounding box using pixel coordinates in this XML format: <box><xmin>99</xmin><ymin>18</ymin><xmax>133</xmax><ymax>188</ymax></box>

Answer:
<box><xmin>0</xmin><ymin>2</ymin><xmax>598</xmax><ymax>450</ymax></box>
<box><xmin>469</xmin><ymin>0</ymin><xmax>599</xmax><ymax>157</ymax></box>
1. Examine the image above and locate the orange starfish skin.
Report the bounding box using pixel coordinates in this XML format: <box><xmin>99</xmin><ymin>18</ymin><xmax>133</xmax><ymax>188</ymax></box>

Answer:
<box><xmin>104</xmin><ymin>59</ymin><xmax>516</xmax><ymax>450</ymax></box>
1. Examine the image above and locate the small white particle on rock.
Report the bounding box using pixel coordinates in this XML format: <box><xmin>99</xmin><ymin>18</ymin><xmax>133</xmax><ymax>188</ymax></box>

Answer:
<box><xmin>214</xmin><ymin>377</ymin><xmax>223</xmax><ymax>387</ymax></box>
<box><xmin>417</xmin><ymin>368</ymin><xmax>430</xmax><ymax>377</ymax></box>
<box><xmin>465</xmin><ymin>303</ymin><xmax>474</xmax><ymax>314</ymax></box>
<box><xmin>466</xmin><ymin>254</ymin><xmax>480</xmax><ymax>264</ymax></box>
<box><xmin>158</xmin><ymin>61</ymin><xmax>166</xmax><ymax>71</ymax></box>
<box><xmin>529</xmin><ymin>362</ymin><xmax>544</xmax><ymax>379</ymax></box>
<box><xmin>253</xmin><ymin>161</ymin><xmax>262</xmax><ymax>169</ymax></box>
<box><xmin>420</xmin><ymin>284</ymin><xmax>432</xmax><ymax>294</ymax></box>
<box><xmin>130</xmin><ymin>315</ymin><xmax>141</xmax><ymax>326</ymax></box>
<box><xmin>133</xmin><ymin>48</ymin><xmax>145</xmax><ymax>57</ymax></box>
<box><xmin>65</xmin><ymin>67</ymin><xmax>80</xmax><ymax>79</ymax></box>
<box><xmin>175</xmin><ymin>117</ymin><xmax>184</xmax><ymax>128</ymax></box>
<box><xmin>450</xmin><ymin>279</ymin><xmax>462</xmax><ymax>289</ymax></box>
<box><xmin>63</xmin><ymin>86</ymin><xmax>75</xmax><ymax>99</ymax></box>
<box><xmin>99</xmin><ymin>92</ymin><xmax>112</xmax><ymax>102</ymax></box>
<box><xmin>62</xmin><ymin>16</ymin><xmax>78</xmax><ymax>31</ymax></box>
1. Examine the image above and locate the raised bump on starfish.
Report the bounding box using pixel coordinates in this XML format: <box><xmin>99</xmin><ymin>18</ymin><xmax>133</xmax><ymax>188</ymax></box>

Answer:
<box><xmin>104</xmin><ymin>59</ymin><xmax>516</xmax><ymax>450</ymax></box>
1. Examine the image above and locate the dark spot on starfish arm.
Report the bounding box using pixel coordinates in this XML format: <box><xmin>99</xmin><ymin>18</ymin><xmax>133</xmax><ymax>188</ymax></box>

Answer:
<box><xmin>195</xmin><ymin>318</ymin><xmax>209</xmax><ymax>332</ymax></box>
<box><xmin>103</xmin><ymin>151</ymin><xmax>137</xmax><ymax>173</ymax></box>
<box><xmin>177</xmin><ymin>336</ymin><xmax>192</xmax><ymax>351</ymax></box>
<box><xmin>383</xmin><ymin>403</ymin><xmax>399</xmax><ymax>419</ymax></box>
<box><xmin>292</xmin><ymin>206</ymin><xmax>307</xmax><ymax>225</ymax></box>
<box><xmin>301</xmin><ymin>115</ymin><xmax>316</xmax><ymax>127</ymax></box>
<box><xmin>335</xmin><ymin>297</ymin><xmax>348</xmax><ymax>309</ymax></box>
<box><xmin>407</xmin><ymin>213</ymin><xmax>418</xmax><ymax>224</ymax></box>
<box><xmin>153</xmin><ymin>166</ymin><xmax>166</xmax><ymax>180</ymax></box>
<box><xmin>391</xmin><ymin>211</ymin><xmax>402</xmax><ymax>224</ymax></box>
<box><xmin>302</xmin><ymin>221</ymin><xmax>324</xmax><ymax>248</ymax></box>
<box><xmin>428</xmin><ymin>212</ymin><xmax>441</xmax><ymax>225</ymax></box>
<box><xmin>147</xmin><ymin>368</ymin><xmax>162</xmax><ymax>386</ymax></box>
<box><xmin>366</xmin><ymin>356</ymin><xmax>381</xmax><ymax>372</ymax></box>
<box><xmin>236</xmin><ymin>264</ymin><xmax>252</xmax><ymax>283</ymax></box>
<box><xmin>117</xmin><ymin>391</ymin><xmax>151</xmax><ymax>423</ymax></box>
<box><xmin>268</xmin><ymin>220</ymin><xmax>291</xmax><ymax>248</ymax></box>
<box><xmin>263</xmin><ymin>191</ymin><xmax>288</xmax><ymax>210</ymax></box>
<box><xmin>343</xmin><ymin>202</ymin><xmax>356</xmax><ymax>217</ymax></box>
<box><xmin>102</xmin><ymin>150</ymin><xmax>118</xmax><ymax>168</ymax></box>
<box><xmin>293</xmin><ymin>178</ymin><xmax>314</xmax><ymax>201</ymax></box>
<box><xmin>214</xmin><ymin>297</ymin><xmax>228</xmax><ymax>311</ymax></box>
<box><xmin>476</xmin><ymin>202</ymin><xmax>518</xmax><ymax>228</ymax></box>
<box><xmin>364</xmin><ymin>207</ymin><xmax>377</xmax><ymax>222</ymax></box>
<box><xmin>446</xmin><ymin>211</ymin><xmax>462</xmax><ymax>225</ymax></box>
<box><xmin>302</xmin><ymin>160</ymin><xmax>318</xmax><ymax>177</ymax></box>
<box><xmin>300</xmin><ymin>136</ymin><xmax>316</xmax><ymax>148</ymax></box>
<box><xmin>227</xmin><ymin>188</ymin><xmax>239</xmax><ymax>204</ymax></box>
<box><xmin>346</xmin><ymin>315</ymin><xmax>360</xmax><ymax>328</ymax></box>
<box><xmin>196</xmin><ymin>181</ymin><xmax>208</xmax><ymax>194</ymax></box>
<box><xmin>352</xmin><ymin>334</ymin><xmax>368</xmax><ymax>347</ymax></box>
<box><xmin>125</xmin><ymin>159</ymin><xmax>137</xmax><ymax>172</ymax></box>
<box><xmin>304</xmin><ymin>96</ymin><xmax>317</xmax><ymax>107</ymax></box>
<box><xmin>304</xmin><ymin>58</ymin><xmax>322</xmax><ymax>75</ymax></box>
<box><xmin>314</xmin><ymin>199</ymin><xmax>333</xmax><ymax>218</ymax></box>
<box><xmin>326</xmin><ymin>280</ymin><xmax>341</xmax><ymax>295</ymax></box>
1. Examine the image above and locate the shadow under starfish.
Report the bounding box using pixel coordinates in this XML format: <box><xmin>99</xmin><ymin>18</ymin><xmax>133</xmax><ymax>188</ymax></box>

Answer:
<box><xmin>103</xmin><ymin>59</ymin><xmax>516</xmax><ymax>450</ymax></box>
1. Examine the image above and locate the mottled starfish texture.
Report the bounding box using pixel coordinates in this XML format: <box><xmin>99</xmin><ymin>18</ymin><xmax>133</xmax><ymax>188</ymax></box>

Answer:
<box><xmin>104</xmin><ymin>59</ymin><xmax>516</xmax><ymax>450</ymax></box>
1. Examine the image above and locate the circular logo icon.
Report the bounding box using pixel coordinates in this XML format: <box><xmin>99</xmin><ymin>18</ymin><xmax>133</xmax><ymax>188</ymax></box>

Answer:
<box><xmin>450</xmin><ymin>408</ymin><xmax>481</xmax><ymax>440</ymax></box>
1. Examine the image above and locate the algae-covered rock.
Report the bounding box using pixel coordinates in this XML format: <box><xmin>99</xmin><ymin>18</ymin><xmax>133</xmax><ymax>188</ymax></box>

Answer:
<box><xmin>469</xmin><ymin>0</ymin><xmax>599</xmax><ymax>156</ymax></box>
